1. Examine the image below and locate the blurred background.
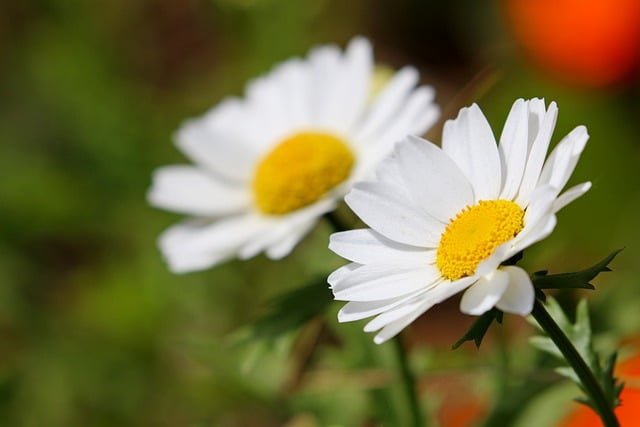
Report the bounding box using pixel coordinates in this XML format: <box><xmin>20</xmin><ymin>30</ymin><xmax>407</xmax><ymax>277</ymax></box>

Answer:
<box><xmin>2</xmin><ymin>0</ymin><xmax>640</xmax><ymax>426</ymax></box>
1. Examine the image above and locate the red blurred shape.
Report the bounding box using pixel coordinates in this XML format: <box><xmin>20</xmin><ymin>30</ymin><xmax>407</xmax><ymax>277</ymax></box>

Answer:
<box><xmin>503</xmin><ymin>0</ymin><xmax>640</xmax><ymax>88</ymax></box>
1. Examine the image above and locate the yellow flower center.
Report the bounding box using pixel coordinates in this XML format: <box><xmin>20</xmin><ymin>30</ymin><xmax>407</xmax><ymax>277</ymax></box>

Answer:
<box><xmin>253</xmin><ymin>132</ymin><xmax>355</xmax><ymax>215</ymax></box>
<box><xmin>436</xmin><ymin>200</ymin><xmax>524</xmax><ymax>281</ymax></box>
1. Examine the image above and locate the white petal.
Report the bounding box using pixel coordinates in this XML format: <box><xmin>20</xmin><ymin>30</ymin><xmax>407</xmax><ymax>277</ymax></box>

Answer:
<box><xmin>175</xmin><ymin>116</ymin><xmax>257</xmax><ymax>183</ymax></box>
<box><xmin>241</xmin><ymin>193</ymin><xmax>336</xmax><ymax>261</ymax></box>
<box><xmin>338</xmin><ymin>36</ymin><xmax>374</xmax><ymax>132</ymax></box>
<box><xmin>373</xmin><ymin>302</ymin><xmax>431</xmax><ymax>344</ymax></box>
<box><xmin>523</xmin><ymin>98</ymin><xmax>548</xmax><ymax>139</ymax></box>
<box><xmin>442</xmin><ymin>104</ymin><xmax>501</xmax><ymax>201</ymax></box>
<box><xmin>237</xmin><ymin>216</ymin><xmax>308</xmax><ymax>260</ymax></box>
<box><xmin>265</xmin><ymin>219</ymin><xmax>317</xmax><ymax>259</ymax></box>
<box><xmin>553</xmin><ymin>182</ymin><xmax>591</xmax><ymax>213</ymax></box>
<box><xmin>349</xmin><ymin>91</ymin><xmax>439</xmax><ymax>187</ymax></box>
<box><xmin>257</xmin><ymin>197</ymin><xmax>336</xmax><ymax>259</ymax></box>
<box><xmin>302</xmin><ymin>38</ymin><xmax>375</xmax><ymax>133</ymax></box>
<box><xmin>163</xmin><ymin>248</ymin><xmax>236</xmax><ymax>274</ymax></box>
<box><xmin>237</xmin><ymin>227</ymin><xmax>279</xmax><ymax>260</ymax></box>
<box><xmin>148</xmin><ymin>165</ymin><xmax>249</xmax><ymax>216</ymax></box>
<box><xmin>511</xmin><ymin>214</ymin><xmax>557</xmax><ymax>255</ymax></box>
<box><xmin>374</xmin><ymin>154</ymin><xmax>410</xmax><ymax>196</ymax></box>
<box><xmin>332</xmin><ymin>264</ymin><xmax>441</xmax><ymax>302</ymax></box>
<box><xmin>426</xmin><ymin>276</ymin><xmax>477</xmax><ymax>305</ymax></box>
<box><xmin>516</xmin><ymin>101</ymin><xmax>558</xmax><ymax>206</ymax></box>
<box><xmin>354</xmin><ymin>66</ymin><xmax>420</xmax><ymax>142</ymax></box>
<box><xmin>396</xmin><ymin>135</ymin><xmax>474</xmax><ymax>223</ymax></box>
<box><xmin>345</xmin><ymin>181</ymin><xmax>445</xmax><ymax>247</ymax></box>
<box><xmin>475</xmin><ymin>243</ymin><xmax>511</xmax><ymax>277</ymax></box>
<box><xmin>329</xmin><ymin>229</ymin><xmax>434</xmax><ymax>265</ymax></box>
<box><xmin>364</xmin><ymin>298</ymin><xmax>428</xmax><ymax>332</ymax></box>
<box><xmin>407</xmin><ymin>90</ymin><xmax>440</xmax><ymax>135</ymax></box>
<box><xmin>369</xmin><ymin>86</ymin><xmax>439</xmax><ymax>149</ymax></box>
<box><xmin>351</xmin><ymin>276</ymin><xmax>477</xmax><ymax>341</ymax></box>
<box><xmin>158</xmin><ymin>215</ymin><xmax>266</xmax><ymax>273</ymax></box>
<box><xmin>521</xmin><ymin>98</ymin><xmax>550</xmax><ymax>153</ymax></box>
<box><xmin>244</xmin><ymin>76</ymin><xmax>293</xmax><ymax>146</ymax></box>
<box><xmin>268</xmin><ymin>59</ymin><xmax>311</xmax><ymax>128</ymax></box>
<box><xmin>460</xmin><ymin>269</ymin><xmax>509</xmax><ymax>315</ymax></box>
<box><xmin>496</xmin><ymin>266</ymin><xmax>534</xmax><ymax>315</ymax></box>
<box><xmin>507</xmin><ymin>186</ymin><xmax>558</xmax><ymax>256</ymax></box>
<box><xmin>498</xmin><ymin>99</ymin><xmax>529</xmax><ymax>200</ymax></box>
<box><xmin>522</xmin><ymin>185</ymin><xmax>557</xmax><ymax>231</ymax></box>
<box><xmin>307</xmin><ymin>44</ymin><xmax>345</xmax><ymax>127</ymax></box>
<box><xmin>328</xmin><ymin>263</ymin><xmax>361</xmax><ymax>288</ymax></box>
<box><xmin>537</xmin><ymin>126</ymin><xmax>589</xmax><ymax>194</ymax></box>
<box><xmin>338</xmin><ymin>292</ymin><xmax>424</xmax><ymax>322</ymax></box>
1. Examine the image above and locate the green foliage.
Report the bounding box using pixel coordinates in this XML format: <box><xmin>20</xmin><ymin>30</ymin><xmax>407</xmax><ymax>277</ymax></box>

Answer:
<box><xmin>453</xmin><ymin>308</ymin><xmax>503</xmax><ymax>349</ymax></box>
<box><xmin>453</xmin><ymin>250</ymin><xmax>622</xmax><ymax>351</ymax></box>
<box><xmin>2</xmin><ymin>0</ymin><xmax>640</xmax><ymax>425</ymax></box>
<box><xmin>531</xmin><ymin>249</ymin><xmax>622</xmax><ymax>292</ymax></box>
<box><xmin>239</xmin><ymin>276</ymin><xmax>334</xmax><ymax>343</ymax></box>
<box><xmin>530</xmin><ymin>298</ymin><xmax>623</xmax><ymax>413</ymax></box>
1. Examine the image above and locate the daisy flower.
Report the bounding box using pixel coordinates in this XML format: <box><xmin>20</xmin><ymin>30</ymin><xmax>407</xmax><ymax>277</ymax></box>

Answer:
<box><xmin>148</xmin><ymin>36</ymin><xmax>439</xmax><ymax>273</ymax></box>
<box><xmin>329</xmin><ymin>98</ymin><xmax>591</xmax><ymax>344</ymax></box>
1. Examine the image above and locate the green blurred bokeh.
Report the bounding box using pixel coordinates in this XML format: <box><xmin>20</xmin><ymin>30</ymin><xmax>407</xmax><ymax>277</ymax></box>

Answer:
<box><xmin>1</xmin><ymin>1</ymin><xmax>640</xmax><ymax>426</ymax></box>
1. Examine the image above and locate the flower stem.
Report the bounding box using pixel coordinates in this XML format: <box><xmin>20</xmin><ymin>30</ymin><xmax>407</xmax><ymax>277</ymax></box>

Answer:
<box><xmin>531</xmin><ymin>299</ymin><xmax>619</xmax><ymax>427</ymax></box>
<box><xmin>392</xmin><ymin>335</ymin><xmax>426</xmax><ymax>427</ymax></box>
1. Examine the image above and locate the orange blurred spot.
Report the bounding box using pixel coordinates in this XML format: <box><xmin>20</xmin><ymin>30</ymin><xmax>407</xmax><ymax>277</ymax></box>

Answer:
<box><xmin>429</xmin><ymin>374</ymin><xmax>487</xmax><ymax>427</ymax></box>
<box><xmin>558</xmin><ymin>387</ymin><xmax>640</xmax><ymax>427</ymax></box>
<box><xmin>438</xmin><ymin>398</ymin><xmax>486</xmax><ymax>427</ymax></box>
<box><xmin>558</xmin><ymin>349</ymin><xmax>640</xmax><ymax>426</ymax></box>
<box><xmin>618</xmin><ymin>356</ymin><xmax>640</xmax><ymax>379</ymax></box>
<box><xmin>503</xmin><ymin>0</ymin><xmax>640</xmax><ymax>87</ymax></box>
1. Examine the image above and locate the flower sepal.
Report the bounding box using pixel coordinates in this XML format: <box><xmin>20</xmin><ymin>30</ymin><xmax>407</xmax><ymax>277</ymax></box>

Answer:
<box><xmin>452</xmin><ymin>308</ymin><xmax>504</xmax><ymax>349</ymax></box>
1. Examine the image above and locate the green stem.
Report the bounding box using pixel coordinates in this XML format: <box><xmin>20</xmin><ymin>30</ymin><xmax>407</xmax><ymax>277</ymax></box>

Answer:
<box><xmin>392</xmin><ymin>335</ymin><xmax>426</xmax><ymax>427</ymax></box>
<box><xmin>531</xmin><ymin>299</ymin><xmax>619</xmax><ymax>427</ymax></box>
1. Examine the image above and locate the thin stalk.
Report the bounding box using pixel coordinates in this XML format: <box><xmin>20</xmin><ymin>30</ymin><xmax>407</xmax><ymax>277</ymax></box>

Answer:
<box><xmin>531</xmin><ymin>299</ymin><xmax>619</xmax><ymax>427</ymax></box>
<box><xmin>392</xmin><ymin>335</ymin><xmax>426</xmax><ymax>427</ymax></box>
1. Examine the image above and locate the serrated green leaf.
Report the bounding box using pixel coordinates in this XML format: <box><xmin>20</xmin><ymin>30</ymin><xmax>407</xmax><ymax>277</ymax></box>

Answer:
<box><xmin>574</xmin><ymin>300</ymin><xmax>596</xmax><ymax>366</ymax></box>
<box><xmin>452</xmin><ymin>308</ymin><xmax>503</xmax><ymax>349</ymax></box>
<box><xmin>532</xmin><ymin>298</ymin><xmax>595</xmax><ymax>370</ymax></box>
<box><xmin>575</xmin><ymin>396</ymin><xmax>591</xmax><ymax>406</ymax></box>
<box><xmin>556</xmin><ymin>366</ymin><xmax>580</xmax><ymax>384</ymax></box>
<box><xmin>530</xmin><ymin>335</ymin><xmax>563</xmax><ymax>358</ymax></box>
<box><xmin>531</xmin><ymin>248</ymin><xmax>622</xmax><ymax>290</ymax></box>
<box><xmin>601</xmin><ymin>353</ymin><xmax>622</xmax><ymax>408</ymax></box>
<box><xmin>531</xmin><ymin>297</ymin><xmax>623</xmax><ymax>414</ymax></box>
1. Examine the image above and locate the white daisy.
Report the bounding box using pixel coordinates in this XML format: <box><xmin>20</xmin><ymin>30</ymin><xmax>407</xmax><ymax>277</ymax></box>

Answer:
<box><xmin>329</xmin><ymin>98</ymin><xmax>591</xmax><ymax>344</ymax></box>
<box><xmin>148</xmin><ymin>37</ymin><xmax>440</xmax><ymax>273</ymax></box>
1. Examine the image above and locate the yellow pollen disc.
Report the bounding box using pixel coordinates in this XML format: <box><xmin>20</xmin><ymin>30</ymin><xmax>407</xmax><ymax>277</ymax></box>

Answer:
<box><xmin>436</xmin><ymin>200</ymin><xmax>525</xmax><ymax>281</ymax></box>
<box><xmin>253</xmin><ymin>132</ymin><xmax>355</xmax><ymax>215</ymax></box>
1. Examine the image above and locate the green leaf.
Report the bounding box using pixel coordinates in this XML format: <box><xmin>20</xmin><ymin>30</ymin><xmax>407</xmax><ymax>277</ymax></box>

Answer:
<box><xmin>531</xmin><ymin>248</ymin><xmax>622</xmax><ymax>290</ymax></box>
<box><xmin>452</xmin><ymin>308</ymin><xmax>503</xmax><ymax>349</ymax></box>
<box><xmin>600</xmin><ymin>352</ymin><xmax>623</xmax><ymax>409</ymax></box>
<box><xmin>240</xmin><ymin>275</ymin><xmax>334</xmax><ymax>343</ymax></box>
<box><xmin>530</xmin><ymin>297</ymin><xmax>622</xmax><ymax>412</ymax></box>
